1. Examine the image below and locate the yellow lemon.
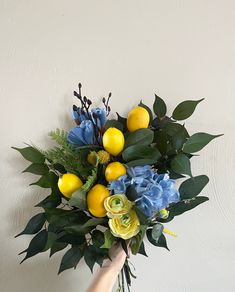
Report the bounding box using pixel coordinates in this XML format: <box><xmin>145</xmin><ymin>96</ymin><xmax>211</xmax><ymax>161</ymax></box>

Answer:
<box><xmin>87</xmin><ymin>184</ymin><xmax>110</xmax><ymax>217</ymax></box>
<box><xmin>58</xmin><ymin>173</ymin><xmax>83</xmax><ymax>198</ymax></box>
<box><xmin>102</xmin><ymin>127</ymin><xmax>125</xmax><ymax>156</ymax></box>
<box><xmin>105</xmin><ymin>162</ymin><xmax>126</xmax><ymax>182</ymax></box>
<box><xmin>127</xmin><ymin>106</ymin><xmax>150</xmax><ymax>132</ymax></box>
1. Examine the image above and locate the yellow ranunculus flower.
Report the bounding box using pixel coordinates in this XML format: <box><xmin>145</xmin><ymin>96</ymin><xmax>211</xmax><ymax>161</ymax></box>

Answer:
<box><xmin>108</xmin><ymin>209</ymin><xmax>140</xmax><ymax>240</ymax></box>
<box><xmin>104</xmin><ymin>194</ymin><xmax>133</xmax><ymax>218</ymax></box>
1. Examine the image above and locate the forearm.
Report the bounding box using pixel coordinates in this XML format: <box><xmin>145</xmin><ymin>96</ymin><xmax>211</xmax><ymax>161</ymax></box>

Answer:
<box><xmin>86</xmin><ymin>265</ymin><xmax>119</xmax><ymax>292</ymax></box>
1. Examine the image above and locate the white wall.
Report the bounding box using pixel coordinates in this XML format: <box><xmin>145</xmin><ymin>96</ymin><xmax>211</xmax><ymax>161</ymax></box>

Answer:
<box><xmin>0</xmin><ymin>1</ymin><xmax>235</xmax><ymax>291</ymax></box>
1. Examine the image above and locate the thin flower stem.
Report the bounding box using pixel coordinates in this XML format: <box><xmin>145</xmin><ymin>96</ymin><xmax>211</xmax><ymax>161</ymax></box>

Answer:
<box><xmin>121</xmin><ymin>268</ymin><xmax>125</xmax><ymax>292</ymax></box>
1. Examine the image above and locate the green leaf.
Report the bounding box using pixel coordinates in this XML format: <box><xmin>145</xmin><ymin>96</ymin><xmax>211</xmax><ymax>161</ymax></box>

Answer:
<box><xmin>20</xmin><ymin>229</ymin><xmax>48</xmax><ymax>263</ymax></box>
<box><xmin>126</xmin><ymin>158</ymin><xmax>157</xmax><ymax>167</ymax></box>
<box><xmin>122</xmin><ymin>145</ymin><xmax>161</xmax><ymax>164</ymax></box>
<box><xmin>69</xmin><ymin>168</ymin><xmax>98</xmax><ymax>209</ymax></box>
<box><xmin>147</xmin><ymin>230</ymin><xmax>169</xmax><ymax>251</ymax></box>
<box><xmin>15</xmin><ymin>213</ymin><xmax>46</xmax><ymax>237</ymax></box>
<box><xmin>64</xmin><ymin>218</ymin><xmax>107</xmax><ymax>234</ymax></box>
<box><xmin>50</xmin><ymin>242</ymin><xmax>68</xmax><ymax>257</ymax></box>
<box><xmin>154</xmin><ymin>130</ymin><xmax>169</xmax><ymax>155</ymax></box>
<box><xmin>151</xmin><ymin>223</ymin><xmax>164</xmax><ymax>242</ymax></box>
<box><xmin>101</xmin><ymin>229</ymin><xmax>115</xmax><ymax>249</ymax></box>
<box><xmin>153</xmin><ymin>94</ymin><xmax>167</xmax><ymax>118</ymax></box>
<box><xmin>138</xmin><ymin>241</ymin><xmax>148</xmax><ymax>257</ymax></box>
<box><xmin>30</xmin><ymin>171</ymin><xmax>58</xmax><ymax>188</ymax></box>
<box><xmin>171</xmin><ymin>153</ymin><xmax>192</xmax><ymax>177</ymax></box>
<box><xmin>133</xmin><ymin>206</ymin><xmax>149</xmax><ymax>225</ymax></box>
<box><xmin>36</xmin><ymin>191</ymin><xmax>61</xmax><ymax>209</ymax></box>
<box><xmin>92</xmin><ymin>230</ymin><xmax>105</xmax><ymax>247</ymax></box>
<box><xmin>23</xmin><ymin>163</ymin><xmax>49</xmax><ymax>175</ymax></box>
<box><xmin>84</xmin><ymin>245</ymin><xmax>97</xmax><ymax>272</ymax></box>
<box><xmin>45</xmin><ymin>209</ymin><xmax>89</xmax><ymax>228</ymax></box>
<box><xmin>131</xmin><ymin>225</ymin><xmax>147</xmax><ymax>255</ymax></box>
<box><xmin>139</xmin><ymin>101</ymin><xmax>153</xmax><ymax>123</ymax></box>
<box><xmin>116</xmin><ymin>113</ymin><xmax>127</xmax><ymax>132</ymax></box>
<box><xmin>172</xmin><ymin>99</ymin><xmax>204</xmax><ymax>120</ymax></box>
<box><xmin>105</xmin><ymin>119</ymin><xmax>124</xmax><ymax>132</ymax></box>
<box><xmin>69</xmin><ymin>189</ymin><xmax>87</xmax><ymax>210</ymax></box>
<box><xmin>169</xmin><ymin>196</ymin><xmax>209</xmax><ymax>216</ymax></box>
<box><xmin>43</xmin><ymin>232</ymin><xmax>58</xmax><ymax>251</ymax></box>
<box><xmin>12</xmin><ymin>146</ymin><xmax>45</xmax><ymax>163</ymax></box>
<box><xmin>58</xmin><ymin>246</ymin><xmax>83</xmax><ymax>274</ymax></box>
<box><xmin>170</xmin><ymin>124</ymin><xmax>189</xmax><ymax>150</ymax></box>
<box><xmin>179</xmin><ymin>175</ymin><xmax>209</xmax><ymax>199</ymax></box>
<box><xmin>183</xmin><ymin>132</ymin><xmax>223</xmax><ymax>153</ymax></box>
<box><xmin>57</xmin><ymin>233</ymin><xmax>86</xmax><ymax>245</ymax></box>
<box><xmin>125</xmin><ymin>129</ymin><xmax>154</xmax><ymax>148</ymax></box>
<box><xmin>164</xmin><ymin>123</ymin><xmax>189</xmax><ymax>137</ymax></box>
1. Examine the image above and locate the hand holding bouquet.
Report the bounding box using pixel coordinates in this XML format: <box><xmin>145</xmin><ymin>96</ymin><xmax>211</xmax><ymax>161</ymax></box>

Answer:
<box><xmin>14</xmin><ymin>84</ymin><xmax>222</xmax><ymax>291</ymax></box>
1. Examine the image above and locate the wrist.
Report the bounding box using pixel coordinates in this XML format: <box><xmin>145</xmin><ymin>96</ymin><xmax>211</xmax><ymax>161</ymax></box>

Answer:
<box><xmin>101</xmin><ymin>259</ymin><xmax>122</xmax><ymax>275</ymax></box>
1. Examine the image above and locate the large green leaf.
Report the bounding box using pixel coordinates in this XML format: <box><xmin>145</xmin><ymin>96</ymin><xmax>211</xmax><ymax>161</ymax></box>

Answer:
<box><xmin>179</xmin><ymin>175</ymin><xmax>209</xmax><ymax>199</ymax></box>
<box><xmin>169</xmin><ymin>196</ymin><xmax>209</xmax><ymax>217</ymax></box>
<box><xmin>23</xmin><ymin>163</ymin><xmax>49</xmax><ymax>175</ymax></box>
<box><xmin>153</xmin><ymin>94</ymin><xmax>167</xmax><ymax>118</ymax></box>
<box><xmin>12</xmin><ymin>146</ymin><xmax>45</xmax><ymax>163</ymax></box>
<box><xmin>171</xmin><ymin>153</ymin><xmax>192</xmax><ymax>177</ymax></box>
<box><xmin>122</xmin><ymin>145</ymin><xmax>161</xmax><ymax>164</ymax></box>
<box><xmin>58</xmin><ymin>246</ymin><xmax>83</xmax><ymax>274</ymax></box>
<box><xmin>15</xmin><ymin>213</ymin><xmax>46</xmax><ymax>237</ymax></box>
<box><xmin>125</xmin><ymin>129</ymin><xmax>154</xmax><ymax>148</ymax></box>
<box><xmin>146</xmin><ymin>229</ymin><xmax>169</xmax><ymax>251</ymax></box>
<box><xmin>183</xmin><ymin>132</ymin><xmax>223</xmax><ymax>153</ymax></box>
<box><xmin>20</xmin><ymin>229</ymin><xmax>48</xmax><ymax>263</ymax></box>
<box><xmin>64</xmin><ymin>218</ymin><xmax>107</xmax><ymax>234</ymax></box>
<box><xmin>172</xmin><ymin>99</ymin><xmax>204</xmax><ymax>120</ymax></box>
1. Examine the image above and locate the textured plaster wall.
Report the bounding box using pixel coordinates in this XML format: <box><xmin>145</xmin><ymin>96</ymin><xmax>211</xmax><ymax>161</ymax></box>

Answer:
<box><xmin>0</xmin><ymin>1</ymin><xmax>235</xmax><ymax>291</ymax></box>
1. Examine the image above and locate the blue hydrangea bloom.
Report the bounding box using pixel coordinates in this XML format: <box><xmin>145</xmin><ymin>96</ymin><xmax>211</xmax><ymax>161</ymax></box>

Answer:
<box><xmin>109</xmin><ymin>165</ymin><xmax>180</xmax><ymax>218</ymax></box>
<box><xmin>67</xmin><ymin>120</ymin><xmax>95</xmax><ymax>146</ymax></box>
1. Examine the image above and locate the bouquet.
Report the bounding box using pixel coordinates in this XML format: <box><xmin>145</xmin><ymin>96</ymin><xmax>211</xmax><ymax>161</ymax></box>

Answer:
<box><xmin>14</xmin><ymin>84</ymin><xmax>222</xmax><ymax>291</ymax></box>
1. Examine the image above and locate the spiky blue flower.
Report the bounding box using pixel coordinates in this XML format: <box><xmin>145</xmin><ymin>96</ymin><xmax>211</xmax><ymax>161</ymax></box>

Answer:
<box><xmin>67</xmin><ymin>120</ymin><xmax>95</xmax><ymax>146</ymax></box>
